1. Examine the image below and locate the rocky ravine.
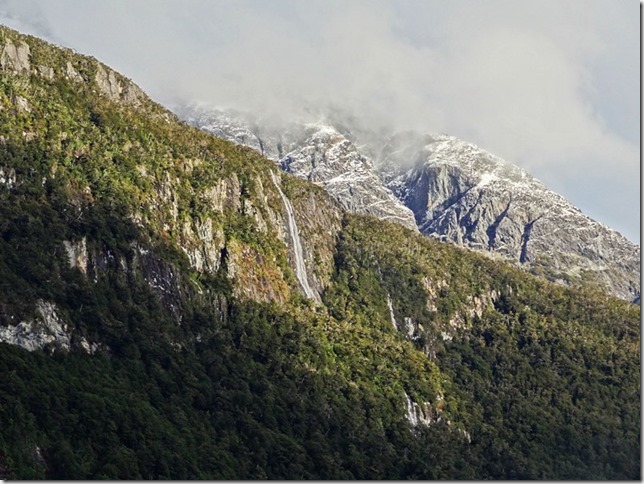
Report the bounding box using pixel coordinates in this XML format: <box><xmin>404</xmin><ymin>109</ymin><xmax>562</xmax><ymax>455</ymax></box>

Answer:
<box><xmin>178</xmin><ymin>107</ymin><xmax>639</xmax><ymax>303</ymax></box>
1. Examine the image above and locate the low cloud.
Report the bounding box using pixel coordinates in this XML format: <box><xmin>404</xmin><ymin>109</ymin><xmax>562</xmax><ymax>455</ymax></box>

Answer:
<box><xmin>0</xmin><ymin>0</ymin><xmax>638</xmax><ymax>242</ymax></box>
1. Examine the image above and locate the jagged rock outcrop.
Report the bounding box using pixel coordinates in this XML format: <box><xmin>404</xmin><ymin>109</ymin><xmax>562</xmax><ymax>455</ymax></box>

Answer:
<box><xmin>64</xmin><ymin>61</ymin><xmax>83</xmax><ymax>82</ymax></box>
<box><xmin>94</xmin><ymin>64</ymin><xmax>144</xmax><ymax>106</ymax></box>
<box><xmin>385</xmin><ymin>134</ymin><xmax>640</xmax><ymax>302</ymax></box>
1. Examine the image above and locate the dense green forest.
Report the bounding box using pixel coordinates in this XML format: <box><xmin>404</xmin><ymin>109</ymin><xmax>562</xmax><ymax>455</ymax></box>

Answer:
<box><xmin>0</xmin><ymin>26</ymin><xmax>639</xmax><ymax>479</ymax></box>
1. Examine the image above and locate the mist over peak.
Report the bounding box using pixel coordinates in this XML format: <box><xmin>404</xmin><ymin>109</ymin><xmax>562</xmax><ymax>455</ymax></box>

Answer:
<box><xmin>0</xmin><ymin>0</ymin><xmax>638</xmax><ymax>242</ymax></box>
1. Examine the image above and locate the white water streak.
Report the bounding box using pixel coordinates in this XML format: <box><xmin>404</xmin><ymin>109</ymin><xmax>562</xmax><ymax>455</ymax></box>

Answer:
<box><xmin>387</xmin><ymin>294</ymin><xmax>397</xmax><ymax>330</ymax></box>
<box><xmin>270</xmin><ymin>170</ymin><xmax>318</xmax><ymax>301</ymax></box>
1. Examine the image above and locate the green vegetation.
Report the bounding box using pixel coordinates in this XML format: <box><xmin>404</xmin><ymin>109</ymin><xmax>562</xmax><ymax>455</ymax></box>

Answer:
<box><xmin>326</xmin><ymin>216</ymin><xmax>640</xmax><ymax>479</ymax></box>
<box><xmin>0</xmin><ymin>25</ymin><xmax>639</xmax><ymax>479</ymax></box>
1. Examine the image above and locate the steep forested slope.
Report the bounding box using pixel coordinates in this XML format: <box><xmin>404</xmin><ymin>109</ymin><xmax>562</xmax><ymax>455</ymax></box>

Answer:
<box><xmin>0</xmin><ymin>26</ymin><xmax>639</xmax><ymax>479</ymax></box>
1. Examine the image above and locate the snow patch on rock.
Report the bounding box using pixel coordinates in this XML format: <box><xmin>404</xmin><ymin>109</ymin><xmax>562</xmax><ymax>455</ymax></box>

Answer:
<box><xmin>178</xmin><ymin>106</ymin><xmax>418</xmax><ymax>231</ymax></box>
<box><xmin>387</xmin><ymin>133</ymin><xmax>640</xmax><ymax>302</ymax></box>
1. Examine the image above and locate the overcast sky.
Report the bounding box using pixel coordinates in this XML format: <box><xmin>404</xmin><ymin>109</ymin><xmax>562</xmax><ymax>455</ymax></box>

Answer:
<box><xmin>0</xmin><ymin>0</ymin><xmax>639</xmax><ymax>243</ymax></box>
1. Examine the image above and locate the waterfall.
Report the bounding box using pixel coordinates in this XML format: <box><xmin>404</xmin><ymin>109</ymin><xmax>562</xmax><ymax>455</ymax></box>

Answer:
<box><xmin>387</xmin><ymin>294</ymin><xmax>398</xmax><ymax>330</ymax></box>
<box><xmin>270</xmin><ymin>170</ymin><xmax>318</xmax><ymax>301</ymax></box>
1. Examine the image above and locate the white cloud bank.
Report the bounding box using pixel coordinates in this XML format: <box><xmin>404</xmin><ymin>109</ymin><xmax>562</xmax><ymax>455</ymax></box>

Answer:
<box><xmin>0</xmin><ymin>0</ymin><xmax>639</xmax><ymax>242</ymax></box>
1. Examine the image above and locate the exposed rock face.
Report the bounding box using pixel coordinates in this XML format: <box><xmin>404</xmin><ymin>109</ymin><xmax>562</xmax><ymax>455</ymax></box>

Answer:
<box><xmin>404</xmin><ymin>391</ymin><xmax>447</xmax><ymax>428</ymax></box>
<box><xmin>94</xmin><ymin>64</ymin><xmax>144</xmax><ymax>106</ymax></box>
<box><xmin>0</xmin><ymin>167</ymin><xmax>17</xmax><ymax>188</ymax></box>
<box><xmin>180</xmin><ymin>107</ymin><xmax>418</xmax><ymax>231</ymax></box>
<box><xmin>0</xmin><ymin>38</ymin><xmax>30</xmax><ymax>74</ymax></box>
<box><xmin>64</xmin><ymin>61</ymin><xmax>83</xmax><ymax>82</ymax></box>
<box><xmin>404</xmin><ymin>391</ymin><xmax>434</xmax><ymax>427</ymax></box>
<box><xmin>386</xmin><ymin>134</ymin><xmax>640</xmax><ymax>302</ymax></box>
<box><xmin>201</xmin><ymin>174</ymin><xmax>242</xmax><ymax>213</ymax></box>
<box><xmin>127</xmin><ymin>137</ymin><xmax>340</xmax><ymax>306</ymax></box>
<box><xmin>226</xmin><ymin>238</ymin><xmax>291</xmax><ymax>304</ymax></box>
<box><xmin>284</xmin><ymin>178</ymin><xmax>344</xmax><ymax>299</ymax></box>
<box><xmin>0</xmin><ymin>301</ymin><xmax>70</xmax><ymax>352</ymax></box>
<box><xmin>37</xmin><ymin>64</ymin><xmax>54</xmax><ymax>80</ymax></box>
<box><xmin>180</xmin><ymin>217</ymin><xmax>225</xmax><ymax>274</ymax></box>
<box><xmin>1</xmin><ymin>31</ymin><xmax>143</xmax><ymax>107</ymax></box>
<box><xmin>95</xmin><ymin>65</ymin><xmax>122</xmax><ymax>101</ymax></box>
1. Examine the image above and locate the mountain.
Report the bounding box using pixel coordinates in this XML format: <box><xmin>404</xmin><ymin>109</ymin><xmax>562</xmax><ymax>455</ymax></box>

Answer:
<box><xmin>0</xmin><ymin>26</ymin><xmax>640</xmax><ymax>480</ymax></box>
<box><xmin>382</xmin><ymin>133</ymin><xmax>641</xmax><ymax>302</ymax></box>
<box><xmin>180</xmin><ymin>108</ymin><xmax>640</xmax><ymax>303</ymax></box>
<box><xmin>182</xmin><ymin>107</ymin><xmax>418</xmax><ymax>230</ymax></box>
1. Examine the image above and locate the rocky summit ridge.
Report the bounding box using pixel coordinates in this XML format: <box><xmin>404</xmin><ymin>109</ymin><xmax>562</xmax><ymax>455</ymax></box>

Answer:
<box><xmin>179</xmin><ymin>106</ymin><xmax>640</xmax><ymax>303</ymax></box>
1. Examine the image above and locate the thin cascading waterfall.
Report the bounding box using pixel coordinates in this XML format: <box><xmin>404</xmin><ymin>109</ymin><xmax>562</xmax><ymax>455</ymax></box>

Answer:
<box><xmin>270</xmin><ymin>170</ymin><xmax>318</xmax><ymax>301</ymax></box>
<box><xmin>387</xmin><ymin>294</ymin><xmax>398</xmax><ymax>330</ymax></box>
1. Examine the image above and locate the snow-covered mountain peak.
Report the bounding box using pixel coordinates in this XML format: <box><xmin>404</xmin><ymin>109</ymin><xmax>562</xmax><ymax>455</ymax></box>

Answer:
<box><xmin>385</xmin><ymin>133</ymin><xmax>639</xmax><ymax>301</ymax></box>
<box><xmin>279</xmin><ymin>122</ymin><xmax>417</xmax><ymax>230</ymax></box>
